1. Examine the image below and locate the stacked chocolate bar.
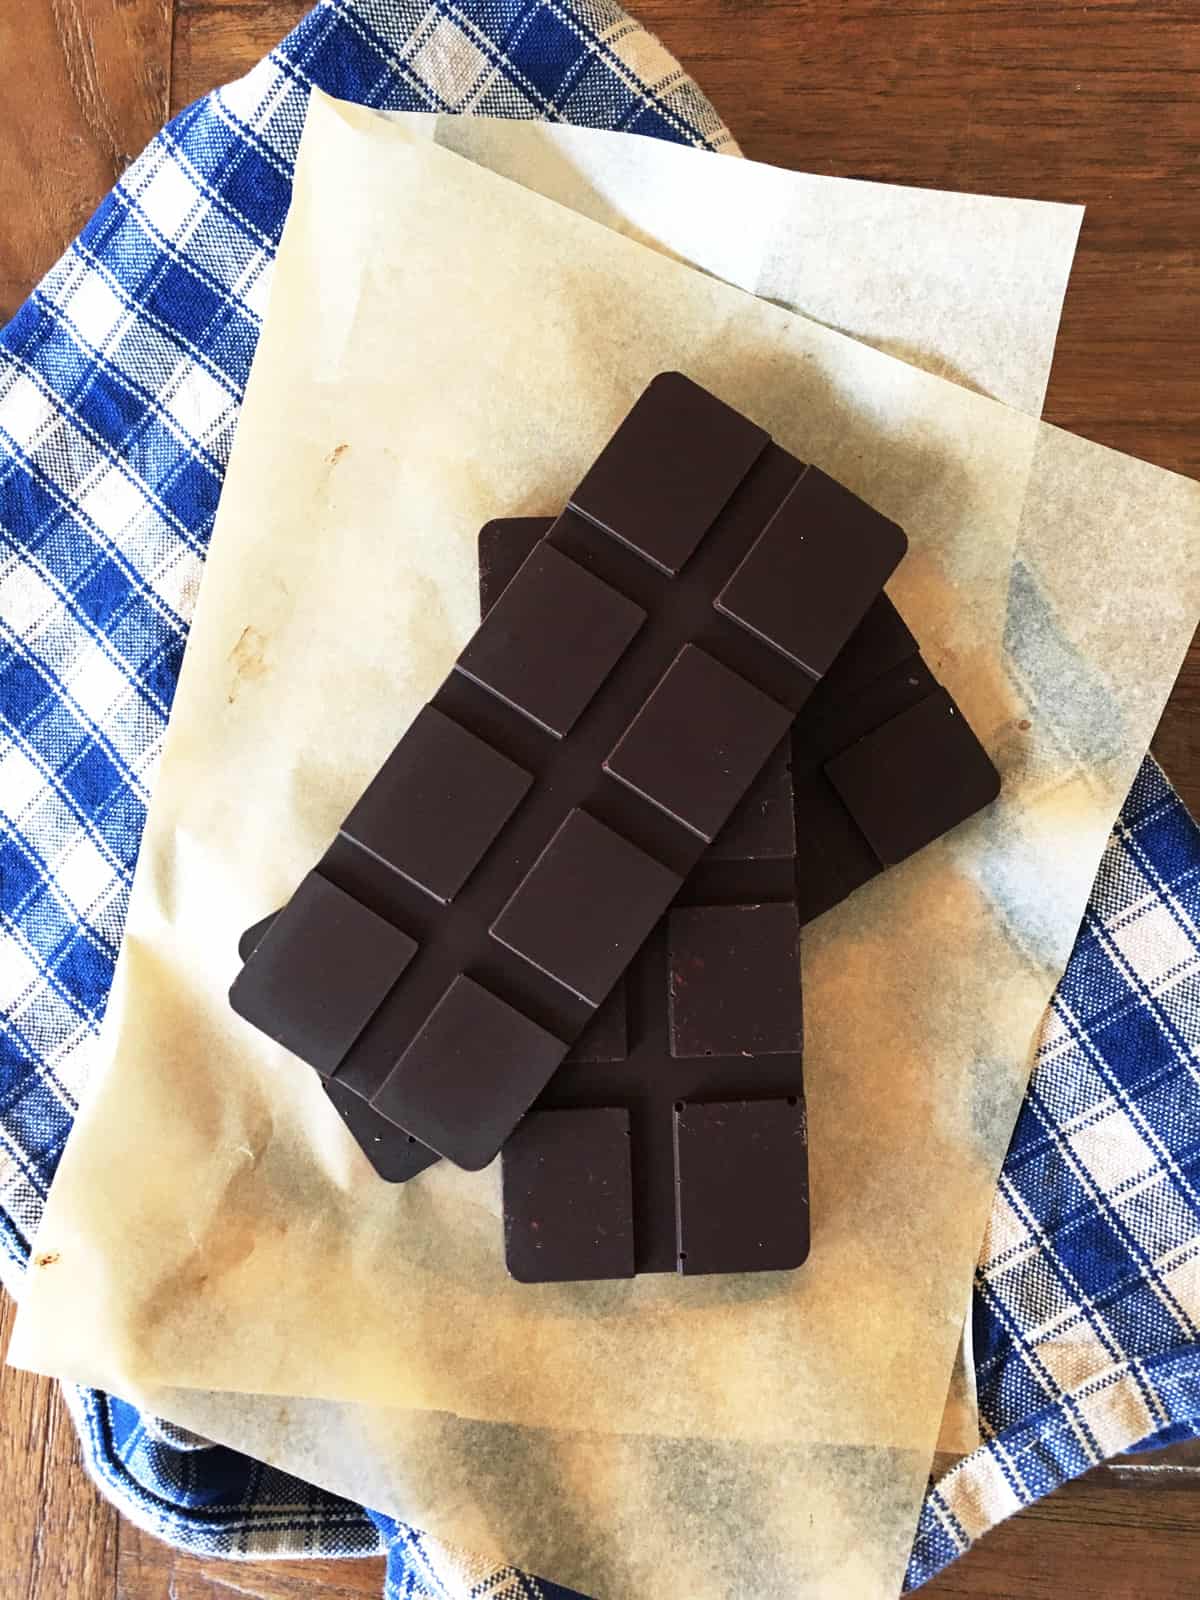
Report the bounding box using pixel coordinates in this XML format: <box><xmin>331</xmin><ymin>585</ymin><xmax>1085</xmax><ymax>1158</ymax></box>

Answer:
<box><xmin>230</xmin><ymin>373</ymin><xmax>999</xmax><ymax>1283</ymax></box>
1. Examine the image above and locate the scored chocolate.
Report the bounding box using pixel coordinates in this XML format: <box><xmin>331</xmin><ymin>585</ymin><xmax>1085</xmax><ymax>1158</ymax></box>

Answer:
<box><xmin>238</xmin><ymin>506</ymin><xmax>1000</xmax><ymax>1193</ymax></box>
<box><xmin>504</xmin><ymin>898</ymin><xmax>809</xmax><ymax>1279</ymax></box>
<box><xmin>238</xmin><ymin>529</ymin><xmax>810</xmax><ymax>1209</ymax></box>
<box><xmin>480</xmin><ymin>518</ymin><xmax>1002</xmax><ymax>924</ymax></box>
<box><xmin>229</xmin><ymin>372</ymin><xmax>906</xmax><ymax>1173</ymax></box>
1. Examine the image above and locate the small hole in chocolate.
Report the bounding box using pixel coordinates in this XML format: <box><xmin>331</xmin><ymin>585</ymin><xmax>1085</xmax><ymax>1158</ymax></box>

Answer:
<box><xmin>406</xmin><ymin>1135</ymin><xmax>417</xmax><ymax>1143</ymax></box>
<box><xmin>678</xmin><ymin>1251</ymin><xmax>688</xmax><ymax>1263</ymax></box>
<box><xmin>786</xmin><ymin>1095</ymin><xmax>798</xmax><ymax>1108</ymax></box>
<box><xmin>673</xmin><ymin>1100</ymin><xmax>685</xmax><ymax>1113</ymax></box>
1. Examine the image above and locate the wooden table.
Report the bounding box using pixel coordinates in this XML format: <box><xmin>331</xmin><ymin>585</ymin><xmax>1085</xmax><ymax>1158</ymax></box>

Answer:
<box><xmin>1</xmin><ymin>2</ymin><xmax>1197</xmax><ymax>1596</ymax></box>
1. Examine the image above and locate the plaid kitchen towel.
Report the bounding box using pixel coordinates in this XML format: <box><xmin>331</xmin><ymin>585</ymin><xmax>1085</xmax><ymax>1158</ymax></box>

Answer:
<box><xmin>905</xmin><ymin>756</ymin><xmax>1200</xmax><ymax>1588</ymax></box>
<box><xmin>1</xmin><ymin>0</ymin><xmax>1198</xmax><ymax>1591</ymax></box>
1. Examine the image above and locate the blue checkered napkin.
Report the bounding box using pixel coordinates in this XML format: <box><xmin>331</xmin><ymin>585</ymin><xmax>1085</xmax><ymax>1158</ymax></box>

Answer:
<box><xmin>907</xmin><ymin>756</ymin><xmax>1200</xmax><ymax>1588</ymax></box>
<box><xmin>0</xmin><ymin>0</ymin><xmax>727</xmax><ymax>1585</ymax></box>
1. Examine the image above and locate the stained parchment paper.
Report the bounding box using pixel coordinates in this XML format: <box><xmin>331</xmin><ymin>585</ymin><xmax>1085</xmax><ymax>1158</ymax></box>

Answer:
<box><xmin>2</xmin><ymin>103</ymin><xmax>1084</xmax><ymax>1455</ymax></box>
<box><xmin>116</xmin><ymin>1378</ymin><xmax>944</xmax><ymax>1597</ymax></box>
<box><xmin>82</xmin><ymin>109</ymin><xmax>1086</xmax><ymax>1476</ymax></box>
<box><xmin>157</xmin><ymin>101</ymin><xmax>1080</xmax><ymax>1463</ymax></box>
<box><xmin>11</xmin><ymin>92</ymin><xmax>1199</xmax><ymax>1595</ymax></box>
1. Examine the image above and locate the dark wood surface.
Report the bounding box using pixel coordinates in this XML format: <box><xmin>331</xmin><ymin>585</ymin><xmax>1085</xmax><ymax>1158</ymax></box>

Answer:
<box><xmin>1</xmin><ymin>2</ymin><xmax>1197</xmax><ymax>1596</ymax></box>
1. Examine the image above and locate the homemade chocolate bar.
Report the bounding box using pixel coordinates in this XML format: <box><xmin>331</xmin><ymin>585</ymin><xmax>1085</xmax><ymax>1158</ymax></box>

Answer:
<box><xmin>239</xmin><ymin>510</ymin><xmax>999</xmax><ymax>1197</ymax></box>
<box><xmin>229</xmin><ymin>372</ymin><xmax>906</xmax><ymax>1172</ymax></box>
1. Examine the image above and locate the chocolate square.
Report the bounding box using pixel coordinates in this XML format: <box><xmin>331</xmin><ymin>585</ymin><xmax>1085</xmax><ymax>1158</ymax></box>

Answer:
<box><xmin>604</xmin><ymin>645</ymin><xmax>792</xmax><ymax>843</ymax></box>
<box><xmin>372</xmin><ymin>976</ymin><xmax>567</xmax><ymax>1170</ymax></box>
<box><xmin>668</xmin><ymin>903</ymin><xmax>802</xmax><ymax>1059</ymax></box>
<box><xmin>340</xmin><ymin>706</ymin><xmax>531</xmax><ymax>903</ymax></box>
<box><xmin>825</xmin><ymin>687</ymin><xmax>1001</xmax><ymax>865</ymax></box>
<box><xmin>717</xmin><ymin>468</ymin><xmax>907</xmax><ymax>678</ymax></box>
<box><xmin>673</xmin><ymin>1098</ymin><xmax>810</xmax><ymax>1275</ymax></box>
<box><xmin>503</xmin><ymin>1107</ymin><xmax>635</xmax><ymax>1282</ymax></box>
<box><xmin>571</xmin><ymin>371</ymin><xmax>768</xmax><ymax>575</ymax></box>
<box><xmin>456</xmin><ymin>543</ymin><xmax>644</xmax><ymax>738</ymax></box>
<box><xmin>228</xmin><ymin>872</ymin><xmax>415</xmax><ymax>1077</ymax></box>
<box><xmin>491</xmin><ymin>809</ymin><xmax>681</xmax><ymax>1007</ymax></box>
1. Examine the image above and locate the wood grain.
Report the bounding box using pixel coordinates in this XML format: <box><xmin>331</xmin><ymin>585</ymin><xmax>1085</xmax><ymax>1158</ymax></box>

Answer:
<box><xmin>0</xmin><ymin>1290</ymin><xmax>118</xmax><ymax>1600</ymax></box>
<box><xmin>0</xmin><ymin>0</ymin><xmax>171</xmax><ymax>323</ymax></box>
<box><xmin>922</xmin><ymin>1450</ymin><xmax>1200</xmax><ymax>1598</ymax></box>
<box><xmin>117</xmin><ymin>1521</ymin><xmax>387</xmax><ymax>1598</ymax></box>
<box><xmin>170</xmin><ymin>1</ymin><xmax>305</xmax><ymax>115</ymax></box>
<box><xmin>2</xmin><ymin>1</ymin><xmax>1199</xmax><ymax>1596</ymax></box>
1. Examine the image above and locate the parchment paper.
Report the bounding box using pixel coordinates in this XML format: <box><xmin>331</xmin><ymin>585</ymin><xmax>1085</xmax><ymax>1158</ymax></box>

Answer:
<box><xmin>116</xmin><ymin>1377</ymin><xmax>942</xmax><ymax>1597</ymax></box>
<box><xmin>11</xmin><ymin>93</ymin><xmax>1200</xmax><ymax>1595</ymax></box>
<box><xmin>83</xmin><ymin>106</ymin><xmax>1082</xmax><ymax>1462</ymax></box>
<box><xmin>97</xmin><ymin>111</ymin><xmax>1070</xmax><ymax>1475</ymax></box>
<box><xmin>385</xmin><ymin>113</ymin><xmax>1082</xmax><ymax>417</ymax></box>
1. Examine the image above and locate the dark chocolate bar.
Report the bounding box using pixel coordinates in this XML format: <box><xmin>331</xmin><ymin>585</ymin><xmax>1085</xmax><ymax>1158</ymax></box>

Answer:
<box><xmin>240</xmin><ymin>509</ymin><xmax>1000</xmax><ymax>1195</ymax></box>
<box><xmin>229</xmin><ymin>373</ymin><xmax>906</xmax><ymax>1173</ymax></box>
<box><xmin>245</xmin><ymin>545</ymin><xmax>812</xmax><ymax>1276</ymax></box>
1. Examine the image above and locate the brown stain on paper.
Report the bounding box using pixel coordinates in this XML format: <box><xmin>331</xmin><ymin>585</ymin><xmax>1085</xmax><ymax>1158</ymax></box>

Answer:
<box><xmin>136</xmin><ymin>1099</ymin><xmax>282</xmax><ymax>1339</ymax></box>
<box><xmin>226</xmin><ymin>624</ymin><xmax>270</xmax><ymax>704</ymax></box>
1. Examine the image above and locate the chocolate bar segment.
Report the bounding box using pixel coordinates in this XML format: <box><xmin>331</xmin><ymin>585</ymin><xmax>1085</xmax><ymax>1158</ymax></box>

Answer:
<box><xmin>503</xmin><ymin>1107</ymin><xmax>635</xmax><ymax>1282</ymax></box>
<box><xmin>230</xmin><ymin>373</ymin><xmax>906</xmax><ymax>1175</ymax></box>
<box><xmin>372</xmin><ymin>976</ymin><xmax>568</xmax><ymax>1172</ymax></box>
<box><xmin>456</xmin><ymin>543</ymin><xmax>645</xmax><ymax>738</ymax></box>
<box><xmin>717</xmin><ymin>469</ymin><xmax>907</xmax><ymax>678</ymax></box>
<box><xmin>789</xmin><ymin>608</ymin><xmax>1000</xmax><ymax>920</ymax></box>
<box><xmin>673</xmin><ymin>1098</ymin><xmax>809</xmax><ymax>1275</ymax></box>
<box><xmin>233</xmin><ymin>873</ymin><xmax>416</xmax><ymax>1076</ymax></box>
<box><xmin>823</xmin><ymin>687</ymin><xmax>1001</xmax><ymax>865</ymax></box>
<box><xmin>604</xmin><ymin>645</ymin><xmax>793</xmax><ymax>842</ymax></box>
<box><xmin>668</xmin><ymin>903</ymin><xmax>803</xmax><ymax>1060</ymax></box>
<box><xmin>571</xmin><ymin>371</ymin><xmax>769</xmax><ymax>575</ymax></box>
<box><xmin>490</xmin><ymin>809</ymin><xmax>681</xmax><ymax>1007</ymax></box>
<box><xmin>341</xmin><ymin>706</ymin><xmax>532</xmax><ymax>903</ymax></box>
